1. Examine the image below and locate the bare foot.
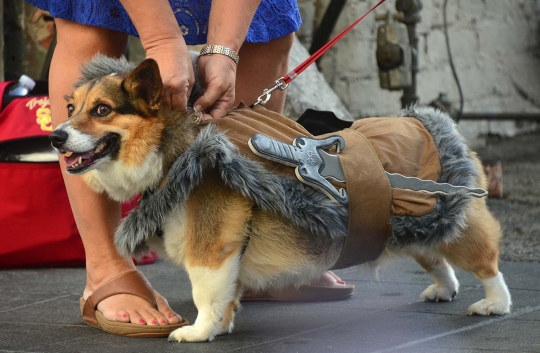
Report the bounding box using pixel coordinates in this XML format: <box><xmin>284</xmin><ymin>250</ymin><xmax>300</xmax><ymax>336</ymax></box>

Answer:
<box><xmin>83</xmin><ymin>259</ymin><xmax>183</xmax><ymax>326</ymax></box>
<box><xmin>310</xmin><ymin>271</ymin><xmax>346</xmax><ymax>287</ymax></box>
<box><xmin>241</xmin><ymin>271</ymin><xmax>353</xmax><ymax>301</ymax></box>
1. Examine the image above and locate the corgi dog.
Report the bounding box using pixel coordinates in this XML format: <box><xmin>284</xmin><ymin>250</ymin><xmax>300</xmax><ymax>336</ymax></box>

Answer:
<box><xmin>49</xmin><ymin>56</ymin><xmax>511</xmax><ymax>342</ymax></box>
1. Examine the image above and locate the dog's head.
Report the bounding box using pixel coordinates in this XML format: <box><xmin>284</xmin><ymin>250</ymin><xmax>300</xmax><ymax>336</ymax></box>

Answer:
<box><xmin>49</xmin><ymin>57</ymin><xmax>166</xmax><ymax>175</ymax></box>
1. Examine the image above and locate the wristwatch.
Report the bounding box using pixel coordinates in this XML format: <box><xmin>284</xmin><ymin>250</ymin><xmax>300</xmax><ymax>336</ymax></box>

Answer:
<box><xmin>199</xmin><ymin>45</ymin><xmax>240</xmax><ymax>65</ymax></box>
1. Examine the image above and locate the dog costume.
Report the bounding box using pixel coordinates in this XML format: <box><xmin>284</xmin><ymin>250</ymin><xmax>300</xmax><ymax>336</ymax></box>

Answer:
<box><xmin>116</xmin><ymin>105</ymin><xmax>478</xmax><ymax>270</ymax></box>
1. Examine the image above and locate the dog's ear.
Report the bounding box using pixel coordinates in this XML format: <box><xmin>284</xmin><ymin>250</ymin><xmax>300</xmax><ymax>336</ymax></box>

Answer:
<box><xmin>122</xmin><ymin>59</ymin><xmax>163</xmax><ymax>114</ymax></box>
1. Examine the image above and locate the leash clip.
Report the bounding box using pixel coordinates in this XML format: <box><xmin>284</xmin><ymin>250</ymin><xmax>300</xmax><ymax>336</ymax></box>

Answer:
<box><xmin>252</xmin><ymin>77</ymin><xmax>289</xmax><ymax>107</ymax></box>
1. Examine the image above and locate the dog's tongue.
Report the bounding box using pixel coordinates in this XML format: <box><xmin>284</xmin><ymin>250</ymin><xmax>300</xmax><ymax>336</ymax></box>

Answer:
<box><xmin>64</xmin><ymin>151</ymin><xmax>94</xmax><ymax>167</ymax></box>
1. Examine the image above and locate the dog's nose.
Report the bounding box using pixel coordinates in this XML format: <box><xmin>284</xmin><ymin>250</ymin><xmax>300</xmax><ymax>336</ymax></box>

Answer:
<box><xmin>49</xmin><ymin>130</ymin><xmax>69</xmax><ymax>148</ymax></box>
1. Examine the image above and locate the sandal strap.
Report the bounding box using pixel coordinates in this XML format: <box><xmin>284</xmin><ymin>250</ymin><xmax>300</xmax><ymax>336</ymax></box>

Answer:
<box><xmin>82</xmin><ymin>270</ymin><xmax>156</xmax><ymax>327</ymax></box>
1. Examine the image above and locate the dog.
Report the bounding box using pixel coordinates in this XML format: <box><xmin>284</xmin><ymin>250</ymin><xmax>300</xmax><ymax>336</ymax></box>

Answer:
<box><xmin>49</xmin><ymin>55</ymin><xmax>512</xmax><ymax>342</ymax></box>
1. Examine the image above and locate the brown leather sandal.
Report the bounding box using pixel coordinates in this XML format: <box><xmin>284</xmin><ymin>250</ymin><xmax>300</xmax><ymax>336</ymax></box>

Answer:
<box><xmin>242</xmin><ymin>283</ymin><xmax>355</xmax><ymax>302</ymax></box>
<box><xmin>80</xmin><ymin>269</ymin><xmax>188</xmax><ymax>337</ymax></box>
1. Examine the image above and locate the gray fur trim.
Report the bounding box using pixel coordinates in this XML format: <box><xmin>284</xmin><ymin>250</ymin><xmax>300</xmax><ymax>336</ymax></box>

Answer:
<box><xmin>75</xmin><ymin>55</ymin><xmax>135</xmax><ymax>88</ymax></box>
<box><xmin>388</xmin><ymin>105</ymin><xmax>479</xmax><ymax>247</ymax></box>
<box><xmin>115</xmin><ymin>126</ymin><xmax>348</xmax><ymax>258</ymax></box>
<box><xmin>114</xmin><ymin>103</ymin><xmax>478</xmax><ymax>257</ymax></box>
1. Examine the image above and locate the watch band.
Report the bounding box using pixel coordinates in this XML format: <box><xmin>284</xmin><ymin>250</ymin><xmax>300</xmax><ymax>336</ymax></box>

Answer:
<box><xmin>199</xmin><ymin>45</ymin><xmax>240</xmax><ymax>65</ymax></box>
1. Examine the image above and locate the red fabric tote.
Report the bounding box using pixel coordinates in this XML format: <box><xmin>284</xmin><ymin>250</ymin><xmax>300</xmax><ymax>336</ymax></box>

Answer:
<box><xmin>0</xmin><ymin>81</ymin><xmax>87</xmax><ymax>267</ymax></box>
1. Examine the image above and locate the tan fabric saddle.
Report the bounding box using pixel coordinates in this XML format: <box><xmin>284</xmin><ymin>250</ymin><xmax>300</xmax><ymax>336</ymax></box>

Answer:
<box><xmin>205</xmin><ymin>104</ymin><xmax>442</xmax><ymax>269</ymax></box>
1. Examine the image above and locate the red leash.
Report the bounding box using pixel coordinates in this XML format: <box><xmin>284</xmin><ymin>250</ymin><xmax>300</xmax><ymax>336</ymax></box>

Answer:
<box><xmin>252</xmin><ymin>0</ymin><xmax>387</xmax><ymax>106</ymax></box>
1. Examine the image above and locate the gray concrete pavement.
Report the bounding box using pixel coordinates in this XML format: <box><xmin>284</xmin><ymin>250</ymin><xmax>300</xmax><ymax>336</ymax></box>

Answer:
<box><xmin>1</xmin><ymin>258</ymin><xmax>540</xmax><ymax>353</ymax></box>
<box><xmin>477</xmin><ymin>130</ymin><xmax>540</xmax><ymax>263</ymax></box>
<box><xmin>1</xmin><ymin>130</ymin><xmax>539</xmax><ymax>353</ymax></box>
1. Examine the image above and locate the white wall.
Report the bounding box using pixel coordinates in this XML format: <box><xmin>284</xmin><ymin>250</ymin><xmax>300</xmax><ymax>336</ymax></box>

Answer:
<box><xmin>297</xmin><ymin>0</ymin><xmax>540</xmax><ymax>139</ymax></box>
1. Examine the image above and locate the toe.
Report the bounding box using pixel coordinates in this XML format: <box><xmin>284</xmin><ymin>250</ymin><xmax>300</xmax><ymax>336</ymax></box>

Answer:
<box><xmin>155</xmin><ymin>292</ymin><xmax>183</xmax><ymax>324</ymax></box>
<box><xmin>101</xmin><ymin>307</ymin><xmax>131</xmax><ymax>323</ymax></box>
<box><xmin>126</xmin><ymin>309</ymin><xmax>147</xmax><ymax>325</ymax></box>
<box><xmin>147</xmin><ymin>307</ymin><xmax>169</xmax><ymax>326</ymax></box>
<box><xmin>326</xmin><ymin>271</ymin><xmax>346</xmax><ymax>285</ymax></box>
<box><xmin>114</xmin><ymin>309</ymin><xmax>130</xmax><ymax>323</ymax></box>
<box><xmin>313</xmin><ymin>271</ymin><xmax>346</xmax><ymax>287</ymax></box>
<box><xmin>164</xmin><ymin>310</ymin><xmax>183</xmax><ymax>324</ymax></box>
<box><xmin>139</xmin><ymin>309</ymin><xmax>161</xmax><ymax>326</ymax></box>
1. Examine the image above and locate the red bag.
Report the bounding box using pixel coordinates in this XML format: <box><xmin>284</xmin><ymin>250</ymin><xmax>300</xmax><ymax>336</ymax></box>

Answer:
<box><xmin>0</xmin><ymin>81</ymin><xmax>87</xmax><ymax>267</ymax></box>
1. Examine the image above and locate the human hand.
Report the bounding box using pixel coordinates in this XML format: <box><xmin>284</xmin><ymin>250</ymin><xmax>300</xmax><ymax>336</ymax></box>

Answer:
<box><xmin>144</xmin><ymin>36</ymin><xmax>195</xmax><ymax>112</ymax></box>
<box><xmin>193</xmin><ymin>54</ymin><xmax>237</xmax><ymax>120</ymax></box>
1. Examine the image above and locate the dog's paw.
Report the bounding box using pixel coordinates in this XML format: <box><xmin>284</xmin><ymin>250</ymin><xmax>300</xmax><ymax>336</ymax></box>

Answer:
<box><xmin>168</xmin><ymin>325</ymin><xmax>215</xmax><ymax>343</ymax></box>
<box><xmin>421</xmin><ymin>284</ymin><xmax>458</xmax><ymax>302</ymax></box>
<box><xmin>468</xmin><ymin>299</ymin><xmax>511</xmax><ymax>316</ymax></box>
<box><xmin>215</xmin><ymin>321</ymin><xmax>234</xmax><ymax>336</ymax></box>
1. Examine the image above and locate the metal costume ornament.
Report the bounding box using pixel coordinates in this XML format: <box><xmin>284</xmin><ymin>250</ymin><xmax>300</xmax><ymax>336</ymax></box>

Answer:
<box><xmin>249</xmin><ymin>134</ymin><xmax>487</xmax><ymax>204</ymax></box>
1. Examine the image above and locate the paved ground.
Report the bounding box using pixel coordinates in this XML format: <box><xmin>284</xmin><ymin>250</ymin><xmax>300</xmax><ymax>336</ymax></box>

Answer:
<box><xmin>1</xmin><ymin>259</ymin><xmax>540</xmax><ymax>353</ymax></box>
<box><xmin>476</xmin><ymin>130</ymin><xmax>540</xmax><ymax>262</ymax></box>
<box><xmin>1</xmin><ymin>130</ymin><xmax>539</xmax><ymax>353</ymax></box>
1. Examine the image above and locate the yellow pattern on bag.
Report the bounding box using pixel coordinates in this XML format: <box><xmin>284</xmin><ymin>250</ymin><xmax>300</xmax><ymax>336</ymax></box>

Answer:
<box><xmin>26</xmin><ymin>97</ymin><xmax>52</xmax><ymax>132</ymax></box>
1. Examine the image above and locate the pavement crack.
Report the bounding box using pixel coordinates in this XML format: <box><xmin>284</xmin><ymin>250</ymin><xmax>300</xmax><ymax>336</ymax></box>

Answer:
<box><xmin>0</xmin><ymin>294</ymin><xmax>72</xmax><ymax>314</ymax></box>
<box><xmin>2</xmin><ymin>322</ymin><xmax>87</xmax><ymax>328</ymax></box>
<box><xmin>26</xmin><ymin>337</ymin><xmax>88</xmax><ymax>352</ymax></box>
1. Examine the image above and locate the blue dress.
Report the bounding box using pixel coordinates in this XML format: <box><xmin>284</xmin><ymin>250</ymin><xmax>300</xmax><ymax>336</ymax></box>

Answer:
<box><xmin>27</xmin><ymin>0</ymin><xmax>302</xmax><ymax>44</ymax></box>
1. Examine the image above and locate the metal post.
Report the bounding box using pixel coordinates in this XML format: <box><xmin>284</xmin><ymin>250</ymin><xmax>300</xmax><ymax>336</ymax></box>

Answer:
<box><xmin>395</xmin><ymin>0</ymin><xmax>422</xmax><ymax>109</ymax></box>
<box><xmin>3</xmin><ymin>1</ymin><xmax>52</xmax><ymax>81</ymax></box>
<box><xmin>460</xmin><ymin>113</ymin><xmax>540</xmax><ymax>121</ymax></box>
<box><xmin>4</xmin><ymin>0</ymin><xmax>26</xmax><ymax>80</ymax></box>
<box><xmin>309</xmin><ymin>0</ymin><xmax>347</xmax><ymax>59</ymax></box>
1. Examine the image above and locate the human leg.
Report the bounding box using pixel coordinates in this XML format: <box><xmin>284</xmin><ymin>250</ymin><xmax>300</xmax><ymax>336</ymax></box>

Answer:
<box><xmin>51</xmin><ymin>19</ymin><xmax>182</xmax><ymax>326</ymax></box>
<box><xmin>236</xmin><ymin>33</ymin><xmax>353</xmax><ymax>298</ymax></box>
<box><xmin>235</xmin><ymin>33</ymin><xmax>294</xmax><ymax>113</ymax></box>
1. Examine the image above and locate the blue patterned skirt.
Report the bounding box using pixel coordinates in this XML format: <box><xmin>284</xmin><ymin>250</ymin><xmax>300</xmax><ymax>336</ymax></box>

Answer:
<box><xmin>27</xmin><ymin>0</ymin><xmax>301</xmax><ymax>44</ymax></box>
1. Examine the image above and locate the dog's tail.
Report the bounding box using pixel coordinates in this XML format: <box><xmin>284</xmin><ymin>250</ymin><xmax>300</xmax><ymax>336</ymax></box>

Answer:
<box><xmin>387</xmin><ymin>105</ymin><xmax>480</xmax><ymax>247</ymax></box>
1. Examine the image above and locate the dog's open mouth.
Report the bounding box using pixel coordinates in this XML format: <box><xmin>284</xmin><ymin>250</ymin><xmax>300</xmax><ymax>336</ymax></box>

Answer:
<box><xmin>64</xmin><ymin>134</ymin><xmax>120</xmax><ymax>174</ymax></box>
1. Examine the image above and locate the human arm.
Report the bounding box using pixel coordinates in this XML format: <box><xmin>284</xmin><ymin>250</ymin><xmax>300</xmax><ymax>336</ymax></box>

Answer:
<box><xmin>194</xmin><ymin>0</ymin><xmax>262</xmax><ymax>120</ymax></box>
<box><xmin>119</xmin><ymin>0</ymin><xmax>194</xmax><ymax>111</ymax></box>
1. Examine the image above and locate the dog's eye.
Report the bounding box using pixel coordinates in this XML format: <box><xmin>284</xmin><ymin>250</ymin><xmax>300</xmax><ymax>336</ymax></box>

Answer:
<box><xmin>67</xmin><ymin>104</ymin><xmax>74</xmax><ymax>117</ymax></box>
<box><xmin>95</xmin><ymin>104</ymin><xmax>111</xmax><ymax>117</ymax></box>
